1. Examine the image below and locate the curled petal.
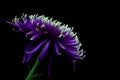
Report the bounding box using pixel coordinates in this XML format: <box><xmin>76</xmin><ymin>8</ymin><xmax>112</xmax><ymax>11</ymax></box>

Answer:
<box><xmin>79</xmin><ymin>50</ymin><xmax>86</xmax><ymax>60</ymax></box>
<box><xmin>57</xmin><ymin>40</ymin><xmax>65</xmax><ymax>49</ymax></box>
<box><xmin>54</xmin><ymin>42</ymin><xmax>61</xmax><ymax>55</ymax></box>
<box><xmin>79</xmin><ymin>49</ymin><xmax>84</xmax><ymax>56</ymax></box>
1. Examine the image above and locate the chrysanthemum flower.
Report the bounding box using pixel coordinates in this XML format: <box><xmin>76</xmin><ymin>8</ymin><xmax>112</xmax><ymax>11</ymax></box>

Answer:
<box><xmin>7</xmin><ymin>14</ymin><xmax>85</xmax><ymax>79</ymax></box>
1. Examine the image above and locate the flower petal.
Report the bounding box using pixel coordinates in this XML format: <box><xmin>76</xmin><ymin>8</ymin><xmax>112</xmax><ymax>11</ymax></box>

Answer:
<box><xmin>23</xmin><ymin>15</ymin><xmax>34</xmax><ymax>30</ymax></box>
<box><xmin>26</xmin><ymin>31</ymin><xmax>35</xmax><ymax>35</ymax></box>
<box><xmin>66</xmin><ymin>48</ymin><xmax>76</xmax><ymax>54</ymax></box>
<box><xmin>56</xmin><ymin>40</ymin><xmax>65</xmax><ymax>49</ymax></box>
<box><xmin>26</xmin><ymin>39</ymin><xmax>47</xmax><ymax>54</ymax></box>
<box><xmin>6</xmin><ymin>21</ymin><xmax>19</xmax><ymax>27</ymax></box>
<box><xmin>64</xmin><ymin>42</ymin><xmax>78</xmax><ymax>46</ymax></box>
<box><xmin>23</xmin><ymin>42</ymin><xmax>33</xmax><ymax>63</ymax></box>
<box><xmin>30</xmin><ymin>33</ymin><xmax>40</xmax><ymax>40</ymax></box>
<box><xmin>65</xmin><ymin>48</ymin><xmax>81</xmax><ymax>59</ymax></box>
<box><xmin>54</xmin><ymin>42</ymin><xmax>61</xmax><ymax>55</ymax></box>
<box><xmin>48</xmin><ymin>52</ymin><xmax>54</xmax><ymax>78</ymax></box>
<box><xmin>23</xmin><ymin>53</ymin><xmax>33</xmax><ymax>63</ymax></box>
<box><xmin>24</xmin><ymin>42</ymin><xmax>33</xmax><ymax>51</ymax></box>
<box><xmin>38</xmin><ymin>40</ymin><xmax>51</xmax><ymax>61</ymax></box>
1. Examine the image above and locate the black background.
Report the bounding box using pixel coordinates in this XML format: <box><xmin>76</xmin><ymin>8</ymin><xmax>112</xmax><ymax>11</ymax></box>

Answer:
<box><xmin>0</xmin><ymin>0</ymin><xmax>108</xmax><ymax>80</ymax></box>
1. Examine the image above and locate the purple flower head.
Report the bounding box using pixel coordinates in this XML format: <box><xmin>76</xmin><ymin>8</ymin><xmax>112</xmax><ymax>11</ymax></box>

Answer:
<box><xmin>7</xmin><ymin>14</ymin><xmax>85</xmax><ymax>74</ymax></box>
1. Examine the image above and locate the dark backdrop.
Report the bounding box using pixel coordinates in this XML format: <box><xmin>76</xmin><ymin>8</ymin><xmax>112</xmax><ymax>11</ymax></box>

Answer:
<box><xmin>0</xmin><ymin>0</ymin><xmax>104</xmax><ymax>80</ymax></box>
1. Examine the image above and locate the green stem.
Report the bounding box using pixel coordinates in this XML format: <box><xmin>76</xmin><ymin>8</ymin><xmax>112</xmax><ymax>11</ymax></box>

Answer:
<box><xmin>25</xmin><ymin>41</ymin><xmax>48</xmax><ymax>80</ymax></box>
<box><xmin>25</xmin><ymin>58</ymin><xmax>39</xmax><ymax>80</ymax></box>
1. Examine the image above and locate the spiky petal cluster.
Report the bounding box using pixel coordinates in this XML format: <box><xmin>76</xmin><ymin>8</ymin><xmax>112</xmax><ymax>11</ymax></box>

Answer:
<box><xmin>7</xmin><ymin>14</ymin><xmax>85</xmax><ymax>72</ymax></box>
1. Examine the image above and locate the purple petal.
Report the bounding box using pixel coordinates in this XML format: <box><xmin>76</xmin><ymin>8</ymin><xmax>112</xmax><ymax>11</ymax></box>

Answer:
<box><xmin>33</xmin><ymin>18</ymin><xmax>38</xmax><ymax>25</ymax></box>
<box><xmin>23</xmin><ymin>42</ymin><xmax>33</xmax><ymax>63</ymax></box>
<box><xmin>64</xmin><ymin>42</ymin><xmax>78</xmax><ymax>46</ymax></box>
<box><xmin>38</xmin><ymin>40</ymin><xmax>51</xmax><ymax>61</ymax></box>
<box><xmin>26</xmin><ymin>31</ymin><xmax>35</xmax><ymax>35</ymax></box>
<box><xmin>56</xmin><ymin>40</ymin><xmax>65</xmax><ymax>49</ymax></box>
<box><xmin>66</xmin><ymin>39</ymin><xmax>76</xmax><ymax>43</ymax></box>
<box><xmin>17</xmin><ymin>21</ymin><xmax>25</xmax><ymax>28</ymax></box>
<box><xmin>7</xmin><ymin>21</ymin><xmax>27</xmax><ymax>33</ymax></box>
<box><xmin>23</xmin><ymin>18</ymin><xmax>34</xmax><ymax>30</ymax></box>
<box><xmin>54</xmin><ymin>42</ymin><xmax>61</xmax><ymax>55</ymax></box>
<box><xmin>26</xmin><ymin>39</ymin><xmax>47</xmax><ymax>54</ymax></box>
<box><xmin>48</xmin><ymin>53</ymin><xmax>54</xmax><ymax>78</ymax></box>
<box><xmin>65</xmin><ymin>48</ymin><xmax>81</xmax><ymax>59</ymax></box>
<box><xmin>24</xmin><ymin>42</ymin><xmax>33</xmax><ymax>51</ymax></box>
<box><xmin>26</xmin><ymin>31</ymin><xmax>36</xmax><ymax>39</ymax></box>
<box><xmin>30</xmin><ymin>33</ymin><xmax>40</xmax><ymax>40</ymax></box>
<box><xmin>23</xmin><ymin>53</ymin><xmax>33</xmax><ymax>63</ymax></box>
<box><xmin>66</xmin><ymin>48</ymin><xmax>76</xmax><ymax>54</ymax></box>
<box><xmin>6</xmin><ymin>21</ymin><xmax>19</xmax><ymax>27</ymax></box>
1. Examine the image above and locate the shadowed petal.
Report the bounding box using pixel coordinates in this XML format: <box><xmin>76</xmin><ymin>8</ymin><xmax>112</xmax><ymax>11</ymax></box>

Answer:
<box><xmin>72</xmin><ymin>59</ymin><xmax>76</xmax><ymax>71</ymax></box>
<box><xmin>48</xmin><ymin>52</ymin><xmax>54</xmax><ymax>78</ymax></box>
<box><xmin>39</xmin><ymin>40</ymin><xmax>51</xmax><ymax>61</ymax></box>
<box><xmin>23</xmin><ymin>53</ymin><xmax>33</xmax><ymax>63</ymax></box>
<box><xmin>63</xmin><ymin>52</ymin><xmax>76</xmax><ymax>71</ymax></box>
<box><xmin>23</xmin><ymin>42</ymin><xmax>33</xmax><ymax>63</ymax></box>
<box><xmin>68</xmin><ymin>58</ymin><xmax>76</xmax><ymax>71</ymax></box>
<box><xmin>24</xmin><ymin>42</ymin><xmax>33</xmax><ymax>51</ymax></box>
